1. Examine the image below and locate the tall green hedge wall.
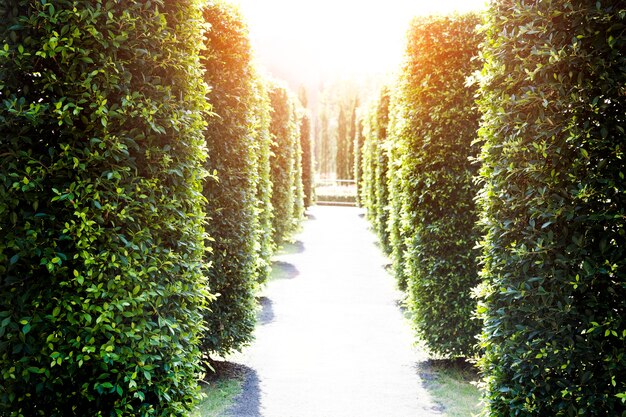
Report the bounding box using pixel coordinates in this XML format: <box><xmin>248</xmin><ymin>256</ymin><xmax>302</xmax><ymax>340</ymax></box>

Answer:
<box><xmin>251</xmin><ymin>78</ymin><xmax>274</xmax><ymax>284</ymax></box>
<box><xmin>386</xmin><ymin>94</ymin><xmax>409</xmax><ymax>291</ymax></box>
<box><xmin>298</xmin><ymin>88</ymin><xmax>313</xmax><ymax>208</ymax></box>
<box><xmin>200</xmin><ymin>2</ymin><xmax>269</xmax><ymax>357</ymax></box>
<box><xmin>269</xmin><ymin>83</ymin><xmax>303</xmax><ymax>244</ymax></box>
<box><xmin>477</xmin><ymin>1</ymin><xmax>625</xmax><ymax>415</ymax></box>
<box><xmin>391</xmin><ymin>14</ymin><xmax>483</xmax><ymax>357</ymax></box>
<box><xmin>361</xmin><ymin>87</ymin><xmax>391</xmax><ymax>252</ymax></box>
<box><xmin>299</xmin><ymin>111</ymin><xmax>313</xmax><ymax>208</ymax></box>
<box><xmin>353</xmin><ymin>119</ymin><xmax>365</xmax><ymax>207</ymax></box>
<box><xmin>0</xmin><ymin>1</ymin><xmax>210</xmax><ymax>415</ymax></box>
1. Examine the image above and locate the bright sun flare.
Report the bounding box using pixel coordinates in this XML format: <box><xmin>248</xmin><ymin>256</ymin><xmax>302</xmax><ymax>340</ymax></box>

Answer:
<box><xmin>235</xmin><ymin>0</ymin><xmax>487</xmax><ymax>82</ymax></box>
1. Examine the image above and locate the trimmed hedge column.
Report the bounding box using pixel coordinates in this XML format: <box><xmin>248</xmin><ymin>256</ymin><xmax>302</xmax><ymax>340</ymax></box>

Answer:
<box><xmin>200</xmin><ymin>1</ymin><xmax>265</xmax><ymax>356</ymax></box>
<box><xmin>391</xmin><ymin>14</ymin><xmax>483</xmax><ymax>357</ymax></box>
<box><xmin>361</xmin><ymin>87</ymin><xmax>391</xmax><ymax>252</ymax></box>
<box><xmin>268</xmin><ymin>82</ymin><xmax>303</xmax><ymax>245</ymax></box>
<box><xmin>251</xmin><ymin>78</ymin><xmax>274</xmax><ymax>284</ymax></box>
<box><xmin>477</xmin><ymin>1</ymin><xmax>625</xmax><ymax>414</ymax></box>
<box><xmin>0</xmin><ymin>1</ymin><xmax>210</xmax><ymax>415</ymax></box>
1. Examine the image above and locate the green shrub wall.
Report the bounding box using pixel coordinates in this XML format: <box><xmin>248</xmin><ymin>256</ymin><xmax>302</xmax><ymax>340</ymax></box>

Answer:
<box><xmin>386</xmin><ymin>96</ymin><xmax>410</xmax><ymax>291</ymax></box>
<box><xmin>292</xmin><ymin>111</ymin><xmax>305</xmax><ymax>223</ymax></box>
<box><xmin>360</xmin><ymin>87</ymin><xmax>391</xmax><ymax>252</ymax></box>
<box><xmin>299</xmin><ymin>105</ymin><xmax>314</xmax><ymax>208</ymax></box>
<box><xmin>269</xmin><ymin>83</ymin><xmax>303</xmax><ymax>244</ymax></box>
<box><xmin>251</xmin><ymin>78</ymin><xmax>274</xmax><ymax>284</ymax></box>
<box><xmin>477</xmin><ymin>1</ymin><xmax>625</xmax><ymax>415</ymax></box>
<box><xmin>200</xmin><ymin>2</ymin><xmax>266</xmax><ymax>356</ymax></box>
<box><xmin>354</xmin><ymin>119</ymin><xmax>365</xmax><ymax>206</ymax></box>
<box><xmin>390</xmin><ymin>14</ymin><xmax>483</xmax><ymax>358</ymax></box>
<box><xmin>360</xmin><ymin>107</ymin><xmax>376</xmax><ymax>216</ymax></box>
<box><xmin>0</xmin><ymin>1</ymin><xmax>210</xmax><ymax>415</ymax></box>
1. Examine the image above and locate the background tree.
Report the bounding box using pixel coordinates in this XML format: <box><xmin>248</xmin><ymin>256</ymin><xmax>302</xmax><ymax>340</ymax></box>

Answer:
<box><xmin>347</xmin><ymin>98</ymin><xmax>358</xmax><ymax>180</ymax></box>
<box><xmin>0</xmin><ymin>1</ymin><xmax>210</xmax><ymax>415</ymax></box>
<box><xmin>336</xmin><ymin>106</ymin><xmax>349</xmax><ymax>179</ymax></box>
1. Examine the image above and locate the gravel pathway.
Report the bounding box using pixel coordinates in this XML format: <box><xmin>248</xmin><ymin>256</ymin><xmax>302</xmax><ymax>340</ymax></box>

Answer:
<box><xmin>226</xmin><ymin>205</ymin><xmax>443</xmax><ymax>417</ymax></box>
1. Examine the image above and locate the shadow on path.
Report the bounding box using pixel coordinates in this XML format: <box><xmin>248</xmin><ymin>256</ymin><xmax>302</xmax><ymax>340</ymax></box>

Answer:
<box><xmin>270</xmin><ymin>261</ymin><xmax>299</xmax><ymax>280</ymax></box>
<box><xmin>225</xmin><ymin>366</ymin><xmax>261</xmax><ymax>417</ymax></box>
<box><xmin>256</xmin><ymin>296</ymin><xmax>274</xmax><ymax>326</ymax></box>
<box><xmin>279</xmin><ymin>240</ymin><xmax>305</xmax><ymax>255</ymax></box>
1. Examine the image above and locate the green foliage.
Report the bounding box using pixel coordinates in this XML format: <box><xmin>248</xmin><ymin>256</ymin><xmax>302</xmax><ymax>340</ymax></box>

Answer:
<box><xmin>268</xmin><ymin>82</ymin><xmax>303</xmax><ymax>244</ymax></box>
<box><xmin>292</xmin><ymin>112</ymin><xmax>305</xmax><ymax>224</ymax></box>
<box><xmin>476</xmin><ymin>1</ymin><xmax>626</xmax><ymax>415</ymax></box>
<box><xmin>386</xmin><ymin>96</ymin><xmax>409</xmax><ymax>291</ymax></box>
<box><xmin>373</xmin><ymin>88</ymin><xmax>391</xmax><ymax>253</ymax></box>
<box><xmin>390</xmin><ymin>14</ymin><xmax>483</xmax><ymax>358</ymax></box>
<box><xmin>299</xmin><ymin>112</ymin><xmax>313</xmax><ymax>207</ymax></box>
<box><xmin>354</xmin><ymin>117</ymin><xmax>365</xmax><ymax>206</ymax></box>
<box><xmin>0</xmin><ymin>1</ymin><xmax>210</xmax><ymax>415</ymax></box>
<box><xmin>335</xmin><ymin>98</ymin><xmax>357</xmax><ymax>181</ymax></box>
<box><xmin>298</xmin><ymin>88</ymin><xmax>314</xmax><ymax>208</ymax></box>
<box><xmin>200</xmin><ymin>2</ymin><xmax>267</xmax><ymax>356</ymax></box>
<box><xmin>361</xmin><ymin>87</ymin><xmax>392</xmax><ymax>253</ymax></box>
<box><xmin>250</xmin><ymin>78</ymin><xmax>274</xmax><ymax>284</ymax></box>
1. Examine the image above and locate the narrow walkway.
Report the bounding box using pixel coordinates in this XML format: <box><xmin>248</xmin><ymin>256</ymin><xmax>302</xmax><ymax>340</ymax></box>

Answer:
<box><xmin>227</xmin><ymin>206</ymin><xmax>442</xmax><ymax>417</ymax></box>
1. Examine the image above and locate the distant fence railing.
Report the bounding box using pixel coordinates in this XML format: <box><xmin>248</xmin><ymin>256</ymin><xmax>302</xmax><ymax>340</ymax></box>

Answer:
<box><xmin>315</xmin><ymin>179</ymin><xmax>357</xmax><ymax>206</ymax></box>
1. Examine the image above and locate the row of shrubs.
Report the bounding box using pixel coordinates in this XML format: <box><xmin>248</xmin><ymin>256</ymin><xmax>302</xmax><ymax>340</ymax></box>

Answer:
<box><xmin>359</xmin><ymin>3</ymin><xmax>624</xmax><ymax>415</ymax></box>
<box><xmin>0</xmin><ymin>1</ymin><xmax>309</xmax><ymax>416</ymax></box>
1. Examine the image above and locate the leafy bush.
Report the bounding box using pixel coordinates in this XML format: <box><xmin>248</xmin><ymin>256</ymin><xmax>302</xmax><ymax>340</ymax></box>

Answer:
<box><xmin>200</xmin><ymin>1</ymin><xmax>265</xmax><ymax>356</ymax></box>
<box><xmin>390</xmin><ymin>14</ymin><xmax>483</xmax><ymax>358</ymax></box>
<box><xmin>386</xmin><ymin>95</ymin><xmax>409</xmax><ymax>291</ymax></box>
<box><xmin>0</xmin><ymin>1</ymin><xmax>210</xmax><ymax>415</ymax></box>
<box><xmin>268</xmin><ymin>82</ymin><xmax>303</xmax><ymax>244</ymax></box>
<box><xmin>299</xmin><ymin>112</ymin><xmax>313</xmax><ymax>207</ymax></box>
<box><xmin>292</xmin><ymin>112</ymin><xmax>305</xmax><ymax>223</ymax></box>
<box><xmin>360</xmin><ymin>87</ymin><xmax>391</xmax><ymax>252</ymax></box>
<box><xmin>298</xmin><ymin>89</ymin><xmax>314</xmax><ymax>208</ymax></box>
<box><xmin>250</xmin><ymin>78</ymin><xmax>274</xmax><ymax>284</ymax></box>
<box><xmin>373</xmin><ymin>88</ymin><xmax>392</xmax><ymax>254</ymax></box>
<box><xmin>360</xmin><ymin>104</ymin><xmax>376</xmax><ymax>211</ymax></box>
<box><xmin>354</xmin><ymin>118</ymin><xmax>365</xmax><ymax>206</ymax></box>
<box><xmin>476</xmin><ymin>1</ymin><xmax>626</xmax><ymax>415</ymax></box>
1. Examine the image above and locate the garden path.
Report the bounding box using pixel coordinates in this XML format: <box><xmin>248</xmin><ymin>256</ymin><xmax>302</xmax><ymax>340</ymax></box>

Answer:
<box><xmin>226</xmin><ymin>205</ymin><xmax>442</xmax><ymax>417</ymax></box>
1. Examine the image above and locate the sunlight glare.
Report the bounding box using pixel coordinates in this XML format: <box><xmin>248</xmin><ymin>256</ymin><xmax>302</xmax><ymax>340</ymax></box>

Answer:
<box><xmin>234</xmin><ymin>0</ymin><xmax>487</xmax><ymax>81</ymax></box>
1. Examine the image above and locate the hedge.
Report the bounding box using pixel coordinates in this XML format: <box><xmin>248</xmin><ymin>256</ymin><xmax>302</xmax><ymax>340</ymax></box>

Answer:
<box><xmin>386</xmin><ymin>94</ymin><xmax>409</xmax><ymax>291</ymax></box>
<box><xmin>200</xmin><ymin>1</ymin><xmax>266</xmax><ymax>356</ymax></box>
<box><xmin>337</xmin><ymin>106</ymin><xmax>350</xmax><ymax>180</ymax></box>
<box><xmin>373</xmin><ymin>88</ymin><xmax>392</xmax><ymax>254</ymax></box>
<box><xmin>354</xmin><ymin>115</ymin><xmax>365</xmax><ymax>207</ymax></box>
<box><xmin>298</xmin><ymin>89</ymin><xmax>314</xmax><ymax>208</ymax></box>
<box><xmin>251</xmin><ymin>78</ymin><xmax>274</xmax><ymax>284</ymax></box>
<box><xmin>389</xmin><ymin>14</ymin><xmax>483</xmax><ymax>357</ymax></box>
<box><xmin>359</xmin><ymin>99</ymin><xmax>377</xmax><ymax>221</ymax></box>
<box><xmin>0</xmin><ymin>1</ymin><xmax>210</xmax><ymax>415</ymax></box>
<box><xmin>268</xmin><ymin>82</ymin><xmax>303</xmax><ymax>244</ymax></box>
<box><xmin>476</xmin><ymin>1</ymin><xmax>626</xmax><ymax>415</ymax></box>
<box><xmin>360</xmin><ymin>87</ymin><xmax>392</xmax><ymax>253</ymax></box>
